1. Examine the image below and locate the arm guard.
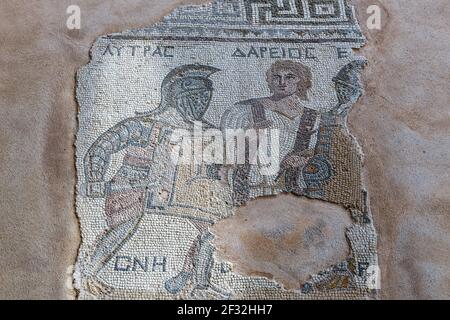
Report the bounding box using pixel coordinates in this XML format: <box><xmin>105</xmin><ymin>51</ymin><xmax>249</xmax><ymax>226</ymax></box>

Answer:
<box><xmin>84</xmin><ymin>118</ymin><xmax>150</xmax><ymax>183</ymax></box>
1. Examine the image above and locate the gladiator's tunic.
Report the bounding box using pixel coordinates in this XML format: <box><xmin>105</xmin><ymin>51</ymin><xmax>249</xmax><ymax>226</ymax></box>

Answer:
<box><xmin>85</xmin><ymin>114</ymin><xmax>232</xmax><ymax>228</ymax></box>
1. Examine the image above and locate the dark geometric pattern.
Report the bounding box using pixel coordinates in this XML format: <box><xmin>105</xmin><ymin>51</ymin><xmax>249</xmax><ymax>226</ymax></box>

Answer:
<box><xmin>113</xmin><ymin>0</ymin><xmax>365</xmax><ymax>44</ymax></box>
<box><xmin>308</xmin><ymin>0</ymin><xmax>342</xmax><ymax>18</ymax></box>
<box><xmin>245</xmin><ymin>0</ymin><xmax>346</xmax><ymax>24</ymax></box>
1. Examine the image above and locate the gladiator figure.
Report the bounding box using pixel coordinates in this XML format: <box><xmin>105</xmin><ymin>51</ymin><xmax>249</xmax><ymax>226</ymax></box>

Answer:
<box><xmin>278</xmin><ymin>60</ymin><xmax>368</xmax><ymax>212</ymax></box>
<box><xmin>83</xmin><ymin>64</ymin><xmax>232</xmax><ymax>298</ymax></box>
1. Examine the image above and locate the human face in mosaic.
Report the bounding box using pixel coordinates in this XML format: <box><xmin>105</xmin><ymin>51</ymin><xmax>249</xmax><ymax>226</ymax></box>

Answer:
<box><xmin>269</xmin><ymin>68</ymin><xmax>302</xmax><ymax>99</ymax></box>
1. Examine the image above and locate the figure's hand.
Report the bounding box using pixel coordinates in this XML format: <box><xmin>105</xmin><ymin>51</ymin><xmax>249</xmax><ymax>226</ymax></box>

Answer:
<box><xmin>276</xmin><ymin>150</ymin><xmax>314</xmax><ymax>182</ymax></box>
<box><xmin>281</xmin><ymin>151</ymin><xmax>312</xmax><ymax>169</ymax></box>
<box><xmin>281</xmin><ymin>154</ymin><xmax>307</xmax><ymax>169</ymax></box>
<box><xmin>85</xmin><ymin>182</ymin><xmax>106</xmax><ymax>198</ymax></box>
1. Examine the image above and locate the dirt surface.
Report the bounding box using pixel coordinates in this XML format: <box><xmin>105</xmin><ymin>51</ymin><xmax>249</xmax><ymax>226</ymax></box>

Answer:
<box><xmin>352</xmin><ymin>0</ymin><xmax>450</xmax><ymax>299</ymax></box>
<box><xmin>0</xmin><ymin>0</ymin><xmax>448</xmax><ymax>299</ymax></box>
<box><xmin>212</xmin><ymin>195</ymin><xmax>353</xmax><ymax>290</ymax></box>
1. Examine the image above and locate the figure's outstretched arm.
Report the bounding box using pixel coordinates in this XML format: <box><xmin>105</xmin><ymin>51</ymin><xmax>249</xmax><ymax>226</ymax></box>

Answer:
<box><xmin>84</xmin><ymin>118</ymin><xmax>149</xmax><ymax>197</ymax></box>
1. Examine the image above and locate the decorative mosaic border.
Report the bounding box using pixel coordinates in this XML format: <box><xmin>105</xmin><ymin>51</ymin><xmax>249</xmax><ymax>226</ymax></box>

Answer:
<box><xmin>106</xmin><ymin>0</ymin><xmax>365</xmax><ymax>45</ymax></box>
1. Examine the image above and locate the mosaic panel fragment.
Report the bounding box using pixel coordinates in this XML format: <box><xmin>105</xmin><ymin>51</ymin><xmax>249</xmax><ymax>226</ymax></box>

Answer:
<box><xmin>74</xmin><ymin>0</ymin><xmax>378</xmax><ymax>300</ymax></box>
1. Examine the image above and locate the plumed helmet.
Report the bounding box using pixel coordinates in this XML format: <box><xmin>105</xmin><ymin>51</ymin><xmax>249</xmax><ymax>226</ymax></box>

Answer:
<box><xmin>138</xmin><ymin>64</ymin><xmax>221</xmax><ymax>118</ymax></box>
<box><xmin>160</xmin><ymin>64</ymin><xmax>221</xmax><ymax>107</ymax></box>
<box><xmin>333</xmin><ymin>60</ymin><xmax>367</xmax><ymax>106</ymax></box>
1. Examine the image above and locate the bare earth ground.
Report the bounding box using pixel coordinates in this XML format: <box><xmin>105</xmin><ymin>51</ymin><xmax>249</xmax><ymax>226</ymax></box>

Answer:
<box><xmin>0</xmin><ymin>0</ymin><xmax>448</xmax><ymax>299</ymax></box>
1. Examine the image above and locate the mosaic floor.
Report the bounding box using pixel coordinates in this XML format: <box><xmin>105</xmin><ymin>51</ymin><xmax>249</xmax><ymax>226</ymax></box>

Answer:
<box><xmin>74</xmin><ymin>0</ymin><xmax>379</xmax><ymax>300</ymax></box>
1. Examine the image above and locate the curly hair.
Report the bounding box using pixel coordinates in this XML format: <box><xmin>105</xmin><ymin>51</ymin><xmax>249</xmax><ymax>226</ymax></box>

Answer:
<box><xmin>266</xmin><ymin>60</ymin><xmax>313</xmax><ymax>100</ymax></box>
